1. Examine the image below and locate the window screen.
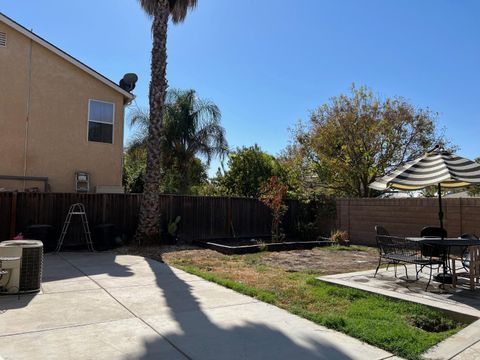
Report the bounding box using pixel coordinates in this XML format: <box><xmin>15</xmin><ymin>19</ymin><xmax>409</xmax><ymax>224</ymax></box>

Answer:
<box><xmin>88</xmin><ymin>100</ymin><xmax>114</xmax><ymax>143</ymax></box>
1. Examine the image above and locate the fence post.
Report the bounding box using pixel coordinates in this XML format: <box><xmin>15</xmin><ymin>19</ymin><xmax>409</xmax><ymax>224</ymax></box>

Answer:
<box><xmin>335</xmin><ymin>200</ymin><xmax>341</xmax><ymax>230</ymax></box>
<box><xmin>102</xmin><ymin>194</ymin><xmax>107</xmax><ymax>223</ymax></box>
<box><xmin>227</xmin><ymin>197</ymin><xmax>233</xmax><ymax>236</ymax></box>
<box><xmin>9</xmin><ymin>192</ymin><xmax>17</xmax><ymax>239</ymax></box>
<box><xmin>347</xmin><ymin>199</ymin><xmax>351</xmax><ymax>237</ymax></box>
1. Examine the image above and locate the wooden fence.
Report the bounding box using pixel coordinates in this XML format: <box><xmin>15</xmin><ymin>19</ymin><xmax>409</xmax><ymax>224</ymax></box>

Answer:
<box><xmin>6</xmin><ymin>193</ymin><xmax>477</xmax><ymax>247</ymax></box>
<box><xmin>336</xmin><ymin>198</ymin><xmax>480</xmax><ymax>246</ymax></box>
<box><xmin>0</xmin><ymin>192</ymin><xmax>300</xmax><ymax>243</ymax></box>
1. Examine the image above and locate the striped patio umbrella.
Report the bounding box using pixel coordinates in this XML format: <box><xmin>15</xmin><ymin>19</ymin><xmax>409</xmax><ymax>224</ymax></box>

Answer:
<box><xmin>369</xmin><ymin>146</ymin><xmax>480</xmax><ymax>233</ymax></box>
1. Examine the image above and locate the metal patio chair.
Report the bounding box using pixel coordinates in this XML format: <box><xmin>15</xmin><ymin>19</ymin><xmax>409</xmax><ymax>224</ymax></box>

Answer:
<box><xmin>374</xmin><ymin>225</ymin><xmax>443</xmax><ymax>289</ymax></box>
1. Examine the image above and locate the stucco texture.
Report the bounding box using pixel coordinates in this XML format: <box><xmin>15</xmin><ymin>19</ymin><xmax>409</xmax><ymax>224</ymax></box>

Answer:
<box><xmin>0</xmin><ymin>21</ymin><xmax>126</xmax><ymax>192</ymax></box>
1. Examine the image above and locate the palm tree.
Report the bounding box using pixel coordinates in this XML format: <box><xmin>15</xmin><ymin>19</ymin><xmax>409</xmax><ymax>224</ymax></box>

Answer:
<box><xmin>130</xmin><ymin>89</ymin><xmax>228</xmax><ymax>194</ymax></box>
<box><xmin>135</xmin><ymin>0</ymin><xmax>197</xmax><ymax>245</ymax></box>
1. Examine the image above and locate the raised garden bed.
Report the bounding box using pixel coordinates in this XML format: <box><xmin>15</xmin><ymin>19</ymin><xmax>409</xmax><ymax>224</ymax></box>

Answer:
<box><xmin>194</xmin><ymin>237</ymin><xmax>332</xmax><ymax>254</ymax></box>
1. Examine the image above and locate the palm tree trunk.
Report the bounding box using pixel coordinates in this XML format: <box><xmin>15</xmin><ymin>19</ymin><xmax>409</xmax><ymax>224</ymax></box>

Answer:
<box><xmin>134</xmin><ymin>0</ymin><xmax>169</xmax><ymax>245</ymax></box>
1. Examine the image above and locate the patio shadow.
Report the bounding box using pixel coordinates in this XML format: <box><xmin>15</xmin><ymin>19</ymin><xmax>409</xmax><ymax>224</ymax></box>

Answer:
<box><xmin>0</xmin><ymin>293</ymin><xmax>36</xmax><ymax>312</ymax></box>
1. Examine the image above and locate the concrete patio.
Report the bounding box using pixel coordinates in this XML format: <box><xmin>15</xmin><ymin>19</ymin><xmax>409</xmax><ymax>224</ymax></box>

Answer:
<box><xmin>319</xmin><ymin>266</ymin><xmax>480</xmax><ymax>360</ymax></box>
<box><xmin>0</xmin><ymin>252</ymin><xmax>396</xmax><ymax>360</ymax></box>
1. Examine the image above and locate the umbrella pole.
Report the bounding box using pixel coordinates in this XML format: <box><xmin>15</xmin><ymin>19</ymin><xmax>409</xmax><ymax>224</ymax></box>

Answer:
<box><xmin>437</xmin><ymin>182</ymin><xmax>452</xmax><ymax>287</ymax></box>
<box><xmin>438</xmin><ymin>183</ymin><xmax>444</xmax><ymax>239</ymax></box>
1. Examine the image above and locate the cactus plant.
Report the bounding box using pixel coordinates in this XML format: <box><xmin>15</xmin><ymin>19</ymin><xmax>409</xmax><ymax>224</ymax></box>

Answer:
<box><xmin>168</xmin><ymin>216</ymin><xmax>181</xmax><ymax>237</ymax></box>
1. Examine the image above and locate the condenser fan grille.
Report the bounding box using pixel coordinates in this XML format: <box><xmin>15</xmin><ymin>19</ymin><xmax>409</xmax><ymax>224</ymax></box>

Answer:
<box><xmin>19</xmin><ymin>246</ymin><xmax>43</xmax><ymax>292</ymax></box>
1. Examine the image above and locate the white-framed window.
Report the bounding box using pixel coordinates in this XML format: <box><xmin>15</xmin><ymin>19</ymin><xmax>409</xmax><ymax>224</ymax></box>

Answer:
<box><xmin>88</xmin><ymin>99</ymin><xmax>114</xmax><ymax>144</ymax></box>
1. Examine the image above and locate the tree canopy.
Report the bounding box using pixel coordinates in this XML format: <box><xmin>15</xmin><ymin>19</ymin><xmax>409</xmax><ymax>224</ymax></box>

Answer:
<box><xmin>139</xmin><ymin>0</ymin><xmax>197</xmax><ymax>22</ymax></box>
<box><xmin>216</xmin><ymin>145</ymin><xmax>286</xmax><ymax>198</ymax></box>
<box><xmin>125</xmin><ymin>88</ymin><xmax>227</xmax><ymax>194</ymax></box>
<box><xmin>123</xmin><ymin>142</ymin><xmax>147</xmax><ymax>193</ymax></box>
<box><xmin>122</xmin><ymin>143</ymin><xmax>208</xmax><ymax>194</ymax></box>
<box><xmin>283</xmin><ymin>85</ymin><xmax>447</xmax><ymax>197</ymax></box>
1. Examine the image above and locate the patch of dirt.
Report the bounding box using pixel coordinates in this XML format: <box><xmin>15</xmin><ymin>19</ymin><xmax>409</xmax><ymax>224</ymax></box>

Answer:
<box><xmin>117</xmin><ymin>245</ymin><xmax>300</xmax><ymax>291</ymax></box>
<box><xmin>256</xmin><ymin>247</ymin><xmax>379</xmax><ymax>275</ymax></box>
<box><xmin>408</xmin><ymin>314</ymin><xmax>459</xmax><ymax>332</ymax></box>
<box><xmin>118</xmin><ymin>244</ymin><xmax>379</xmax><ymax>276</ymax></box>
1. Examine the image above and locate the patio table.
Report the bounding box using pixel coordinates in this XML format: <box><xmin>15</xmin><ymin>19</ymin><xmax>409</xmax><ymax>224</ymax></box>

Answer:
<box><xmin>406</xmin><ymin>237</ymin><xmax>480</xmax><ymax>286</ymax></box>
<box><xmin>406</xmin><ymin>237</ymin><xmax>480</xmax><ymax>247</ymax></box>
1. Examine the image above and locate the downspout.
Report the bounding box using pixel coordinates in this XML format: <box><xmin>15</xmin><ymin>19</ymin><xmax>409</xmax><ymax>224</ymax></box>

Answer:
<box><xmin>23</xmin><ymin>38</ymin><xmax>33</xmax><ymax>190</ymax></box>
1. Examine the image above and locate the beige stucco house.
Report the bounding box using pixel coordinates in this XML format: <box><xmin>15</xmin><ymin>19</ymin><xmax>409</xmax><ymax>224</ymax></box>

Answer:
<box><xmin>0</xmin><ymin>13</ymin><xmax>135</xmax><ymax>193</ymax></box>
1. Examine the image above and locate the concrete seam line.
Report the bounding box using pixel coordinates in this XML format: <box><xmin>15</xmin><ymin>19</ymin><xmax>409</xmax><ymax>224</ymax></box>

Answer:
<box><xmin>60</xmin><ymin>254</ymin><xmax>193</xmax><ymax>360</ymax></box>
<box><xmin>0</xmin><ymin>318</ymin><xmax>130</xmax><ymax>338</ymax></box>
<box><xmin>444</xmin><ymin>336</ymin><xmax>480</xmax><ymax>360</ymax></box>
<box><xmin>38</xmin><ymin>287</ymin><xmax>103</xmax><ymax>295</ymax></box>
<box><xmin>76</xmin><ymin>277</ymin><xmax>207</xmax><ymax>291</ymax></box>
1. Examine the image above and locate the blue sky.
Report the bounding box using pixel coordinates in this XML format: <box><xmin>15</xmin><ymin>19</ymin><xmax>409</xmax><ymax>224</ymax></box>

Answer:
<box><xmin>3</xmin><ymin>1</ymin><xmax>480</xmax><ymax>175</ymax></box>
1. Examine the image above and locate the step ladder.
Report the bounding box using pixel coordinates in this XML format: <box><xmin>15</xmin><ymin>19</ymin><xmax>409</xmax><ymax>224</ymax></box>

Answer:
<box><xmin>56</xmin><ymin>203</ymin><xmax>94</xmax><ymax>252</ymax></box>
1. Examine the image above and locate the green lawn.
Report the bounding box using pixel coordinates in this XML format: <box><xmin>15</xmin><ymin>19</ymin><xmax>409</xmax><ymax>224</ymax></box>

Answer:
<box><xmin>162</xmin><ymin>249</ymin><xmax>467</xmax><ymax>360</ymax></box>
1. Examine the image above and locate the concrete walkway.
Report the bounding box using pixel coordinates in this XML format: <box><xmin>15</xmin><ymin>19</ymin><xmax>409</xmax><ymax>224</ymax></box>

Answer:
<box><xmin>0</xmin><ymin>252</ymin><xmax>395</xmax><ymax>360</ymax></box>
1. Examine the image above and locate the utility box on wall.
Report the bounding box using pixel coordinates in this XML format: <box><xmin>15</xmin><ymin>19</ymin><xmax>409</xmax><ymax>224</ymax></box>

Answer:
<box><xmin>75</xmin><ymin>172</ymin><xmax>90</xmax><ymax>193</ymax></box>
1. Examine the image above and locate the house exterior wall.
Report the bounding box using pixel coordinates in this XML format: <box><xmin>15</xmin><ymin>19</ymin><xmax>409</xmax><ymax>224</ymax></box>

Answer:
<box><xmin>0</xmin><ymin>21</ymin><xmax>125</xmax><ymax>193</ymax></box>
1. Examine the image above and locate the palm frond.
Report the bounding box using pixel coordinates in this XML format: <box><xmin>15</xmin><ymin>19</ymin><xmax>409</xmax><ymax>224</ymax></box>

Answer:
<box><xmin>128</xmin><ymin>107</ymin><xmax>150</xmax><ymax>146</ymax></box>
<box><xmin>138</xmin><ymin>0</ymin><xmax>197</xmax><ymax>23</ymax></box>
<box><xmin>138</xmin><ymin>0</ymin><xmax>157</xmax><ymax>16</ymax></box>
<box><xmin>129</xmin><ymin>107</ymin><xmax>150</xmax><ymax>129</ymax></box>
<box><xmin>129</xmin><ymin>88</ymin><xmax>228</xmax><ymax>169</ymax></box>
<box><xmin>169</xmin><ymin>0</ymin><xmax>198</xmax><ymax>23</ymax></box>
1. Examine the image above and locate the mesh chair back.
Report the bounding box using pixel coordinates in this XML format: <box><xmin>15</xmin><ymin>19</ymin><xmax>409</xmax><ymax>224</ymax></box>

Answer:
<box><xmin>378</xmin><ymin>235</ymin><xmax>407</xmax><ymax>256</ymax></box>
<box><xmin>461</xmin><ymin>233</ymin><xmax>479</xmax><ymax>240</ymax></box>
<box><xmin>420</xmin><ymin>226</ymin><xmax>447</xmax><ymax>238</ymax></box>
<box><xmin>375</xmin><ymin>226</ymin><xmax>390</xmax><ymax>236</ymax></box>
<box><xmin>420</xmin><ymin>226</ymin><xmax>447</xmax><ymax>258</ymax></box>
<box><xmin>375</xmin><ymin>226</ymin><xmax>391</xmax><ymax>255</ymax></box>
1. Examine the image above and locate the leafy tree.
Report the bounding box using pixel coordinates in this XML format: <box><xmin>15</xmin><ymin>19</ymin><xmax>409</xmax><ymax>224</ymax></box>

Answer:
<box><xmin>217</xmin><ymin>145</ymin><xmax>285</xmax><ymax>198</ymax></box>
<box><xmin>160</xmin><ymin>157</ymin><xmax>208</xmax><ymax>194</ymax></box>
<box><xmin>284</xmin><ymin>85</ymin><xmax>448</xmax><ymax>197</ymax></box>
<box><xmin>123</xmin><ymin>143</ymin><xmax>208</xmax><ymax>194</ymax></box>
<box><xmin>135</xmin><ymin>0</ymin><xmax>198</xmax><ymax>244</ymax></box>
<box><xmin>279</xmin><ymin>143</ymin><xmax>320</xmax><ymax>200</ymax></box>
<box><xmin>420</xmin><ymin>186</ymin><xmax>450</xmax><ymax>198</ymax></box>
<box><xmin>123</xmin><ymin>142</ymin><xmax>147</xmax><ymax>193</ymax></box>
<box><xmin>195</xmin><ymin>168</ymin><xmax>230</xmax><ymax>196</ymax></box>
<box><xmin>128</xmin><ymin>89</ymin><xmax>227</xmax><ymax>194</ymax></box>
